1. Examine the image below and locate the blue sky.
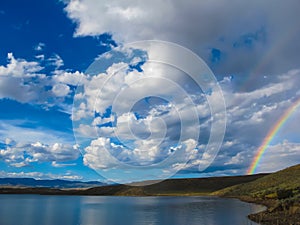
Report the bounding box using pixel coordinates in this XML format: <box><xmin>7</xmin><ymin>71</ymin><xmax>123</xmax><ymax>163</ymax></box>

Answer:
<box><xmin>0</xmin><ymin>0</ymin><xmax>300</xmax><ymax>183</ymax></box>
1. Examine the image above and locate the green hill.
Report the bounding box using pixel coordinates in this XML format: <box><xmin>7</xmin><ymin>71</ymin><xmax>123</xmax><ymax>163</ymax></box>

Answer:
<box><xmin>214</xmin><ymin>164</ymin><xmax>300</xmax><ymax>225</ymax></box>
<box><xmin>75</xmin><ymin>174</ymin><xmax>267</xmax><ymax>196</ymax></box>
<box><xmin>214</xmin><ymin>164</ymin><xmax>300</xmax><ymax>198</ymax></box>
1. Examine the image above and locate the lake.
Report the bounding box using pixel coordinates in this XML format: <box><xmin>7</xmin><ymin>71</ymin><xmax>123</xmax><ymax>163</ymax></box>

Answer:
<box><xmin>0</xmin><ymin>195</ymin><xmax>264</xmax><ymax>225</ymax></box>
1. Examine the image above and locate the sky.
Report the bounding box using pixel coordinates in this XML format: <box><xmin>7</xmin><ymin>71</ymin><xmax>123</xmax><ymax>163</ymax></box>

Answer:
<box><xmin>0</xmin><ymin>0</ymin><xmax>299</xmax><ymax>183</ymax></box>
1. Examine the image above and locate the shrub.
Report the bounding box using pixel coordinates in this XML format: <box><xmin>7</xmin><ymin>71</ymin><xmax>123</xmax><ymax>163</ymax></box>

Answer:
<box><xmin>277</xmin><ymin>189</ymin><xmax>293</xmax><ymax>200</ymax></box>
<box><xmin>265</xmin><ymin>192</ymin><xmax>278</xmax><ymax>199</ymax></box>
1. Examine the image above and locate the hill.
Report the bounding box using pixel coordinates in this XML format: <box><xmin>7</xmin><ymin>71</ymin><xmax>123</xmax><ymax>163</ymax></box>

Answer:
<box><xmin>61</xmin><ymin>174</ymin><xmax>266</xmax><ymax>196</ymax></box>
<box><xmin>215</xmin><ymin>164</ymin><xmax>300</xmax><ymax>197</ymax></box>
<box><xmin>0</xmin><ymin>174</ymin><xmax>267</xmax><ymax>195</ymax></box>
<box><xmin>215</xmin><ymin>164</ymin><xmax>300</xmax><ymax>224</ymax></box>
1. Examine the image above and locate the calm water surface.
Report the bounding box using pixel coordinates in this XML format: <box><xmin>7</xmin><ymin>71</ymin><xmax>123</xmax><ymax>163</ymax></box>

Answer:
<box><xmin>0</xmin><ymin>195</ymin><xmax>264</xmax><ymax>225</ymax></box>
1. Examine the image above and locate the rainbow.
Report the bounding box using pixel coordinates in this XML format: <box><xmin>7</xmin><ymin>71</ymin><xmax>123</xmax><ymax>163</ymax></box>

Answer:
<box><xmin>247</xmin><ymin>98</ymin><xmax>300</xmax><ymax>174</ymax></box>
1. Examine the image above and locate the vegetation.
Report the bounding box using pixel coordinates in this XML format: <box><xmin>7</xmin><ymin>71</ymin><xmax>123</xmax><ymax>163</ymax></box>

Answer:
<box><xmin>214</xmin><ymin>164</ymin><xmax>300</xmax><ymax>225</ymax></box>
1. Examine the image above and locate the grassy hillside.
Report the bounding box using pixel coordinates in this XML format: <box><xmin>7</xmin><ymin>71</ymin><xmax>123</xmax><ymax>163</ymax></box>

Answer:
<box><xmin>214</xmin><ymin>164</ymin><xmax>300</xmax><ymax>225</ymax></box>
<box><xmin>215</xmin><ymin>164</ymin><xmax>300</xmax><ymax>199</ymax></box>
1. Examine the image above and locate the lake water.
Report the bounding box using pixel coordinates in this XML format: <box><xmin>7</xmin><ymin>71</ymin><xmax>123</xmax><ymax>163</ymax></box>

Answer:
<box><xmin>0</xmin><ymin>195</ymin><xmax>264</xmax><ymax>225</ymax></box>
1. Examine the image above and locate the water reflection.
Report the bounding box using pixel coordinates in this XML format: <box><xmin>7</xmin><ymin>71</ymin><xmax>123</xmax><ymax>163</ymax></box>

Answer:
<box><xmin>0</xmin><ymin>195</ymin><xmax>264</xmax><ymax>225</ymax></box>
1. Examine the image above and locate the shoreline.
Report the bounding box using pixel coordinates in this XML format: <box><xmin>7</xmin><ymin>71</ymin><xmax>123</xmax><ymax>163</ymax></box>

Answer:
<box><xmin>232</xmin><ymin>196</ymin><xmax>272</xmax><ymax>224</ymax></box>
<box><xmin>233</xmin><ymin>196</ymin><xmax>300</xmax><ymax>225</ymax></box>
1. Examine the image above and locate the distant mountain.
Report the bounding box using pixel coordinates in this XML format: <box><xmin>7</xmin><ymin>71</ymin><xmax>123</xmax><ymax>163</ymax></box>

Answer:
<box><xmin>0</xmin><ymin>178</ymin><xmax>105</xmax><ymax>188</ymax></box>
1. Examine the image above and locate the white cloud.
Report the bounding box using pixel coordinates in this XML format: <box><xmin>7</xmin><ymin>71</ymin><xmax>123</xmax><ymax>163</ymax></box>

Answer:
<box><xmin>48</xmin><ymin>54</ymin><xmax>64</xmax><ymax>69</ymax></box>
<box><xmin>83</xmin><ymin>137</ymin><xmax>119</xmax><ymax>169</ymax></box>
<box><xmin>0</xmin><ymin>119</ymin><xmax>80</xmax><ymax>167</ymax></box>
<box><xmin>70</xmin><ymin>40</ymin><xmax>300</xmax><ymax>179</ymax></box>
<box><xmin>72</xmin><ymin>46</ymin><xmax>214</xmax><ymax>174</ymax></box>
<box><xmin>223</xmin><ymin>69</ymin><xmax>300</xmax><ymax>126</ymax></box>
<box><xmin>0</xmin><ymin>53</ymin><xmax>85</xmax><ymax>109</ymax></box>
<box><xmin>10</xmin><ymin>35</ymin><xmax>290</xmax><ymax>179</ymax></box>
<box><xmin>53</xmin><ymin>70</ymin><xmax>86</xmax><ymax>86</ymax></box>
<box><xmin>83</xmin><ymin>137</ymin><xmax>198</xmax><ymax>170</ymax></box>
<box><xmin>65</xmin><ymin>0</ymin><xmax>300</xmax><ymax>76</ymax></box>
<box><xmin>35</xmin><ymin>54</ymin><xmax>45</xmax><ymax>61</ymax></box>
<box><xmin>0</xmin><ymin>139</ymin><xmax>80</xmax><ymax>167</ymax></box>
<box><xmin>51</xmin><ymin>161</ymin><xmax>77</xmax><ymax>167</ymax></box>
<box><xmin>159</xmin><ymin>68</ymin><xmax>300</xmax><ymax>175</ymax></box>
<box><xmin>0</xmin><ymin>53</ymin><xmax>43</xmax><ymax>77</ymax></box>
<box><xmin>254</xmin><ymin>140</ymin><xmax>300</xmax><ymax>173</ymax></box>
<box><xmin>224</xmin><ymin>152</ymin><xmax>245</xmax><ymax>166</ymax></box>
<box><xmin>52</xmin><ymin>83</ymin><xmax>70</xmax><ymax>97</ymax></box>
<box><xmin>0</xmin><ymin>53</ymin><xmax>48</xmax><ymax>103</ymax></box>
<box><xmin>34</xmin><ymin>42</ymin><xmax>45</xmax><ymax>51</ymax></box>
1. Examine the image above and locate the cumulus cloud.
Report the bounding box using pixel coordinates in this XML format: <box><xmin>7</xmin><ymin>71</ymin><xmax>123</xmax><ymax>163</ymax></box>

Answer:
<box><xmin>0</xmin><ymin>53</ymin><xmax>43</xmax><ymax>77</ymax></box>
<box><xmin>53</xmin><ymin>70</ymin><xmax>86</xmax><ymax>86</ymax></box>
<box><xmin>63</xmin><ymin>0</ymin><xmax>300</xmax><ymax>177</ymax></box>
<box><xmin>65</xmin><ymin>0</ymin><xmax>300</xmax><ymax>78</ymax></box>
<box><xmin>189</xmin><ymin>70</ymin><xmax>300</xmax><ymax>175</ymax></box>
<box><xmin>0</xmin><ymin>53</ymin><xmax>86</xmax><ymax>110</ymax></box>
<box><xmin>0</xmin><ymin>53</ymin><xmax>50</xmax><ymax>103</ymax></box>
<box><xmin>148</xmin><ymin>67</ymin><xmax>300</xmax><ymax>177</ymax></box>
<box><xmin>0</xmin><ymin>139</ymin><xmax>80</xmax><ymax>167</ymax></box>
<box><xmin>52</xmin><ymin>83</ymin><xmax>70</xmax><ymax>97</ymax></box>
<box><xmin>72</xmin><ymin>44</ymin><xmax>217</xmax><ymax>177</ymax></box>
<box><xmin>68</xmin><ymin>38</ymin><xmax>300</xmax><ymax>179</ymax></box>
<box><xmin>83</xmin><ymin>137</ymin><xmax>120</xmax><ymax>169</ymax></box>
<box><xmin>0</xmin><ymin>119</ymin><xmax>80</xmax><ymax>168</ymax></box>
<box><xmin>254</xmin><ymin>140</ymin><xmax>300</xmax><ymax>173</ymax></box>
